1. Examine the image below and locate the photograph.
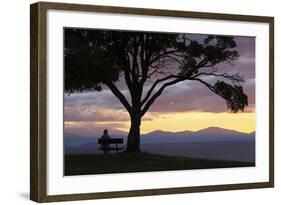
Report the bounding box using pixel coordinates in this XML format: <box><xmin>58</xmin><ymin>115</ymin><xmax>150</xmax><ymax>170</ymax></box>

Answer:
<box><xmin>63</xmin><ymin>28</ymin><xmax>256</xmax><ymax>176</ymax></box>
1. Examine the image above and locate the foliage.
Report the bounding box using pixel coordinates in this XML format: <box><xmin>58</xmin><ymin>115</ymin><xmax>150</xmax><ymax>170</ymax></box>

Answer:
<box><xmin>64</xmin><ymin>29</ymin><xmax>248</xmax><ymax>114</ymax></box>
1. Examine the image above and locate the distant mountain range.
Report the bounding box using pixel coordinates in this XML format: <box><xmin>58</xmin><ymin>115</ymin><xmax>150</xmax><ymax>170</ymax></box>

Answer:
<box><xmin>64</xmin><ymin>127</ymin><xmax>255</xmax><ymax>147</ymax></box>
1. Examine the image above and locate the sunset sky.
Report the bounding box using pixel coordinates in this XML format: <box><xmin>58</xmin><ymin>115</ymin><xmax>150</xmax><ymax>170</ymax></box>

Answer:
<box><xmin>64</xmin><ymin>33</ymin><xmax>255</xmax><ymax>137</ymax></box>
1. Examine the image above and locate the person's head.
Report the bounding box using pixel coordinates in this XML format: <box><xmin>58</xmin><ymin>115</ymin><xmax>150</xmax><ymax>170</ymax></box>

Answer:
<box><xmin>103</xmin><ymin>129</ymin><xmax>108</xmax><ymax>135</ymax></box>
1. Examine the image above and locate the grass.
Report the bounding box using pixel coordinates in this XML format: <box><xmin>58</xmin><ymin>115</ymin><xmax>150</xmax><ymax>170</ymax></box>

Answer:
<box><xmin>64</xmin><ymin>152</ymin><xmax>255</xmax><ymax>176</ymax></box>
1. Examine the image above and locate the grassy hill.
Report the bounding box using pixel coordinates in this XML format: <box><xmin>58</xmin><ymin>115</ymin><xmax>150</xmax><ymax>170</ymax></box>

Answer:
<box><xmin>64</xmin><ymin>152</ymin><xmax>254</xmax><ymax>176</ymax></box>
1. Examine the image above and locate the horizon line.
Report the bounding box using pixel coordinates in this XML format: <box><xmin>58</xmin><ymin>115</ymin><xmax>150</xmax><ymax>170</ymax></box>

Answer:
<box><xmin>65</xmin><ymin>126</ymin><xmax>256</xmax><ymax>136</ymax></box>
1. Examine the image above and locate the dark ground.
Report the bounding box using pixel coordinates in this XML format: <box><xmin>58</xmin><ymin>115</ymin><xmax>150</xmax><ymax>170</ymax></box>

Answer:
<box><xmin>64</xmin><ymin>152</ymin><xmax>255</xmax><ymax>176</ymax></box>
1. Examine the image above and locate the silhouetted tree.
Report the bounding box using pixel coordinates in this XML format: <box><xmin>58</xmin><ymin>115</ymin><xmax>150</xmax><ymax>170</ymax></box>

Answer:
<box><xmin>64</xmin><ymin>29</ymin><xmax>248</xmax><ymax>152</ymax></box>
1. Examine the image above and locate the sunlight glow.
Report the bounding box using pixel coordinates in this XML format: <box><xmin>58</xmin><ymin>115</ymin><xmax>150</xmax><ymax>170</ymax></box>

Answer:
<box><xmin>117</xmin><ymin>111</ymin><xmax>256</xmax><ymax>134</ymax></box>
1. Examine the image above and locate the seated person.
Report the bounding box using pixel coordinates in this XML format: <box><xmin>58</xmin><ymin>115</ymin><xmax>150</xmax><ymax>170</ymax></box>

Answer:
<box><xmin>101</xmin><ymin>129</ymin><xmax>111</xmax><ymax>152</ymax></box>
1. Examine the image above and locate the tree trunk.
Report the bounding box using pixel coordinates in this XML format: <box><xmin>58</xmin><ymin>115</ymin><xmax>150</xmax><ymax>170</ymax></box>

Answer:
<box><xmin>126</xmin><ymin>116</ymin><xmax>141</xmax><ymax>152</ymax></box>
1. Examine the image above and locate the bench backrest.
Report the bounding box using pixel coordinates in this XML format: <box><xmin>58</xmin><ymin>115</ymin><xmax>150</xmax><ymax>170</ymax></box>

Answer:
<box><xmin>98</xmin><ymin>138</ymin><xmax>123</xmax><ymax>144</ymax></box>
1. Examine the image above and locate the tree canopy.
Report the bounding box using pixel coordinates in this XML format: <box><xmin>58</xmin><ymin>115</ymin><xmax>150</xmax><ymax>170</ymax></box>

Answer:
<box><xmin>65</xmin><ymin>29</ymin><xmax>248</xmax><ymax>114</ymax></box>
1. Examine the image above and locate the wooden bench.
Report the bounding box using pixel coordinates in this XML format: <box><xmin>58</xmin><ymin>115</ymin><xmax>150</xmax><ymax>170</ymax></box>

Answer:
<box><xmin>98</xmin><ymin>138</ymin><xmax>124</xmax><ymax>154</ymax></box>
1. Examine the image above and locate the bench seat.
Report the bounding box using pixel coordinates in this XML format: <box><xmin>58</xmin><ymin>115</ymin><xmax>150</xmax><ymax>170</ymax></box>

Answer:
<box><xmin>98</xmin><ymin>138</ymin><xmax>124</xmax><ymax>154</ymax></box>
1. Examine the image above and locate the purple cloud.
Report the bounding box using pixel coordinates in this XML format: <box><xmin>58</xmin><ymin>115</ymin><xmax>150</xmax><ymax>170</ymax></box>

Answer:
<box><xmin>64</xmin><ymin>34</ymin><xmax>255</xmax><ymax>121</ymax></box>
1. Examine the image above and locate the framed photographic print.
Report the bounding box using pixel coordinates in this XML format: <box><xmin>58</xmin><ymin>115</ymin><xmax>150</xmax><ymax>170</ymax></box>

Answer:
<box><xmin>30</xmin><ymin>1</ymin><xmax>274</xmax><ymax>202</ymax></box>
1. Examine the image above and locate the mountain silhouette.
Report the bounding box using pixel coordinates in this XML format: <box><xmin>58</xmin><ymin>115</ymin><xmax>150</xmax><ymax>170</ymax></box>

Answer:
<box><xmin>197</xmin><ymin>126</ymin><xmax>247</xmax><ymax>135</ymax></box>
<box><xmin>141</xmin><ymin>127</ymin><xmax>253</xmax><ymax>144</ymax></box>
<box><xmin>65</xmin><ymin>127</ymin><xmax>255</xmax><ymax>147</ymax></box>
<box><xmin>64</xmin><ymin>127</ymin><xmax>255</xmax><ymax>162</ymax></box>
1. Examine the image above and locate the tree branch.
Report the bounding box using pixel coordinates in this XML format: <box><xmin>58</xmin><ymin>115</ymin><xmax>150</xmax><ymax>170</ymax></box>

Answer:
<box><xmin>191</xmin><ymin>78</ymin><xmax>227</xmax><ymax>100</ymax></box>
<box><xmin>141</xmin><ymin>76</ymin><xmax>189</xmax><ymax>116</ymax></box>
<box><xmin>104</xmin><ymin>82</ymin><xmax>132</xmax><ymax>114</ymax></box>
<box><xmin>141</xmin><ymin>75</ymin><xmax>179</xmax><ymax>105</ymax></box>
<box><xmin>192</xmin><ymin>72</ymin><xmax>244</xmax><ymax>83</ymax></box>
<box><xmin>192</xmin><ymin>78</ymin><xmax>217</xmax><ymax>93</ymax></box>
<box><xmin>149</xmin><ymin>49</ymin><xmax>179</xmax><ymax>65</ymax></box>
